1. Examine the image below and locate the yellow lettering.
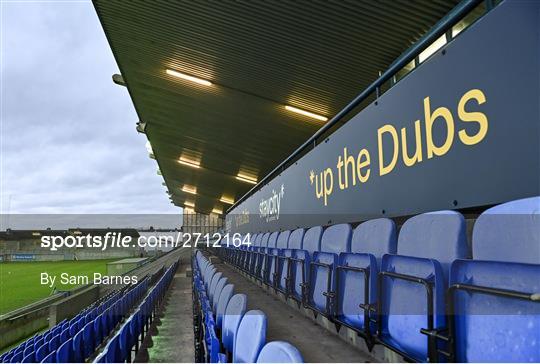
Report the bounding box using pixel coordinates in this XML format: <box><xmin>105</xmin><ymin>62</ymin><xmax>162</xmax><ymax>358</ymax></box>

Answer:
<box><xmin>378</xmin><ymin>124</ymin><xmax>399</xmax><ymax>176</ymax></box>
<box><xmin>323</xmin><ymin>168</ymin><xmax>333</xmax><ymax>206</ymax></box>
<box><xmin>356</xmin><ymin>149</ymin><xmax>371</xmax><ymax>183</ymax></box>
<box><xmin>401</xmin><ymin>120</ymin><xmax>423</xmax><ymax>167</ymax></box>
<box><xmin>458</xmin><ymin>89</ymin><xmax>488</xmax><ymax>145</ymax></box>
<box><xmin>424</xmin><ymin>96</ymin><xmax>455</xmax><ymax>159</ymax></box>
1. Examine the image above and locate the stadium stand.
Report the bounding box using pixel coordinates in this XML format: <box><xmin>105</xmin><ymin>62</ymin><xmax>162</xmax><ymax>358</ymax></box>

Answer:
<box><xmin>0</xmin><ymin>261</ymin><xmax>178</xmax><ymax>364</ymax></box>
<box><xmin>192</xmin><ymin>251</ymin><xmax>304</xmax><ymax>363</ymax></box>
<box><xmin>217</xmin><ymin>196</ymin><xmax>540</xmax><ymax>363</ymax></box>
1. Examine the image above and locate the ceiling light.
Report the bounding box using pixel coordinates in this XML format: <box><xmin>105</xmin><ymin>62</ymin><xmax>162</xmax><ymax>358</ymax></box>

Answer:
<box><xmin>182</xmin><ymin>185</ymin><xmax>197</xmax><ymax>195</ymax></box>
<box><xmin>212</xmin><ymin>208</ymin><xmax>223</xmax><ymax>215</ymax></box>
<box><xmin>178</xmin><ymin>157</ymin><xmax>200</xmax><ymax>169</ymax></box>
<box><xmin>220</xmin><ymin>196</ymin><xmax>234</xmax><ymax>205</ymax></box>
<box><xmin>236</xmin><ymin>173</ymin><xmax>257</xmax><ymax>185</ymax></box>
<box><xmin>166</xmin><ymin>69</ymin><xmax>212</xmax><ymax>86</ymax></box>
<box><xmin>184</xmin><ymin>207</ymin><xmax>195</xmax><ymax>213</ymax></box>
<box><xmin>285</xmin><ymin>105</ymin><xmax>328</xmax><ymax>121</ymax></box>
<box><xmin>184</xmin><ymin>201</ymin><xmax>195</xmax><ymax>208</ymax></box>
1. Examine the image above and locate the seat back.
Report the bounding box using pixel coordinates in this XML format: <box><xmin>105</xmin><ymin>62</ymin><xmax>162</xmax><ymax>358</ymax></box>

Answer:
<box><xmin>267</xmin><ymin>231</ymin><xmax>290</xmax><ymax>285</ymax></box>
<box><xmin>72</xmin><ymin>330</ymin><xmax>84</xmax><ymax>363</ymax></box>
<box><xmin>256</xmin><ymin>341</ymin><xmax>304</xmax><ymax>363</ymax></box>
<box><xmin>82</xmin><ymin>321</ymin><xmax>95</xmax><ymax>358</ymax></box>
<box><xmin>451</xmin><ymin>196</ymin><xmax>540</xmax><ymax>362</ymax></box>
<box><xmin>205</xmin><ymin>267</ymin><xmax>216</xmax><ymax>291</ymax></box>
<box><xmin>222</xmin><ymin>294</ymin><xmax>247</xmax><ymax>353</ymax></box>
<box><xmin>56</xmin><ymin>338</ymin><xmax>73</xmax><ymax>363</ymax></box>
<box><xmin>234</xmin><ymin>310</ymin><xmax>267</xmax><ymax>363</ymax></box>
<box><xmin>35</xmin><ymin>343</ymin><xmax>49</xmax><ymax>362</ymax></box>
<box><xmin>291</xmin><ymin>226</ymin><xmax>322</xmax><ymax>300</ymax></box>
<box><xmin>337</xmin><ymin>218</ymin><xmax>396</xmax><ymax>328</ymax></box>
<box><xmin>212</xmin><ymin>277</ymin><xmax>228</xmax><ymax>313</ymax></box>
<box><xmin>267</xmin><ymin>232</ymin><xmax>279</xmax><ymax>248</ymax></box>
<box><xmin>473</xmin><ymin>196</ymin><xmax>540</xmax><ymax>264</ymax></box>
<box><xmin>216</xmin><ymin>284</ymin><xmax>235</xmax><ymax>328</ymax></box>
<box><xmin>310</xmin><ymin>224</ymin><xmax>351</xmax><ymax>313</ymax></box>
<box><xmin>279</xmin><ymin>229</ymin><xmax>304</xmax><ymax>291</ymax></box>
<box><xmin>381</xmin><ymin>211</ymin><xmax>467</xmax><ymax>361</ymax></box>
<box><xmin>276</xmin><ymin>231</ymin><xmax>290</xmax><ymax>249</ymax></box>
<box><xmin>209</xmin><ymin>272</ymin><xmax>223</xmax><ymax>304</ymax></box>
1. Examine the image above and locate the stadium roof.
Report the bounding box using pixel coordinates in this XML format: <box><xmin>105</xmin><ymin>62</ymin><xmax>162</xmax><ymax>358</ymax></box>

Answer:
<box><xmin>94</xmin><ymin>1</ymin><xmax>462</xmax><ymax>214</ymax></box>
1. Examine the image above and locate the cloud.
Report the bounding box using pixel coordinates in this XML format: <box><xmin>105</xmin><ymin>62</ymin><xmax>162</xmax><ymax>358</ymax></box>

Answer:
<box><xmin>1</xmin><ymin>1</ymin><xmax>180</xmax><ymax>217</ymax></box>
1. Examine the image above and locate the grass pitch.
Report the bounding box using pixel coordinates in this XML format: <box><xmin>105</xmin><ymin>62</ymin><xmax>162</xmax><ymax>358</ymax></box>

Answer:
<box><xmin>0</xmin><ymin>259</ymin><xmax>119</xmax><ymax>315</ymax></box>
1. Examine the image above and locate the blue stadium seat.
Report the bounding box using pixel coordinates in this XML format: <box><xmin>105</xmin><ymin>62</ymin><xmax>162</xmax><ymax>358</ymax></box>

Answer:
<box><xmin>205</xmin><ymin>267</ymin><xmax>217</xmax><ymax>291</ymax></box>
<box><xmin>48</xmin><ymin>334</ymin><xmax>60</xmax><ymax>352</ymax></box>
<box><xmin>249</xmin><ymin>234</ymin><xmax>263</xmax><ymax>274</ymax></box>
<box><xmin>447</xmin><ymin>196</ymin><xmax>540</xmax><ymax>362</ymax></box>
<box><xmin>209</xmin><ymin>271</ymin><xmax>223</xmax><ymax>305</ymax></box>
<box><xmin>245</xmin><ymin>233</ymin><xmax>259</xmax><ymax>273</ymax></box>
<box><xmin>268</xmin><ymin>230</ymin><xmax>290</xmax><ymax>288</ymax></box>
<box><xmin>256</xmin><ymin>341</ymin><xmax>304</xmax><ymax>363</ymax></box>
<box><xmin>308</xmin><ymin>224</ymin><xmax>352</xmax><ymax>315</ymax></box>
<box><xmin>255</xmin><ymin>233</ymin><xmax>270</xmax><ymax>279</ymax></box>
<box><xmin>335</xmin><ymin>218</ymin><xmax>396</xmax><ymax>339</ymax></box>
<box><xmin>212</xmin><ymin>277</ymin><xmax>229</xmax><ymax>313</ymax></box>
<box><xmin>72</xmin><ymin>330</ymin><xmax>84</xmax><ymax>362</ymax></box>
<box><xmin>9</xmin><ymin>351</ymin><xmax>23</xmax><ymax>363</ymax></box>
<box><xmin>22</xmin><ymin>345</ymin><xmax>33</xmax><ymax>360</ymax></box>
<box><xmin>216</xmin><ymin>284</ymin><xmax>235</xmax><ymax>329</ymax></box>
<box><xmin>119</xmin><ymin>323</ymin><xmax>132</xmax><ymax>362</ymax></box>
<box><xmin>35</xmin><ymin>343</ymin><xmax>49</xmax><ymax>362</ymax></box>
<box><xmin>378</xmin><ymin>211</ymin><xmax>468</xmax><ymax>362</ymax></box>
<box><xmin>104</xmin><ymin>335</ymin><xmax>121</xmax><ymax>363</ymax></box>
<box><xmin>33</xmin><ymin>337</ymin><xmax>43</xmax><ymax>352</ymax></box>
<box><xmin>41</xmin><ymin>351</ymin><xmax>56</xmax><ymax>363</ymax></box>
<box><xmin>290</xmin><ymin>226</ymin><xmax>322</xmax><ymax>302</ymax></box>
<box><xmin>234</xmin><ymin>310</ymin><xmax>267</xmax><ymax>363</ymax></box>
<box><xmin>21</xmin><ymin>351</ymin><xmax>35</xmax><ymax>363</ymax></box>
<box><xmin>222</xmin><ymin>293</ymin><xmax>247</xmax><ymax>356</ymax></box>
<box><xmin>82</xmin><ymin>321</ymin><xmax>95</xmax><ymax>358</ymax></box>
<box><xmin>56</xmin><ymin>338</ymin><xmax>73</xmax><ymax>363</ymax></box>
<box><xmin>278</xmin><ymin>229</ymin><xmax>304</xmax><ymax>295</ymax></box>
<box><xmin>264</xmin><ymin>231</ymin><xmax>280</xmax><ymax>284</ymax></box>
<box><xmin>93</xmin><ymin>315</ymin><xmax>103</xmax><ymax>347</ymax></box>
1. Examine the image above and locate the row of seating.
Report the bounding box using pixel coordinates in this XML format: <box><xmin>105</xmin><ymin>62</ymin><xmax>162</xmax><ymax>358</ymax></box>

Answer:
<box><xmin>193</xmin><ymin>251</ymin><xmax>304</xmax><ymax>363</ymax></box>
<box><xmin>94</xmin><ymin>261</ymin><xmax>179</xmax><ymax>363</ymax></box>
<box><xmin>0</xmin><ymin>290</ymin><xmax>115</xmax><ymax>363</ymax></box>
<box><xmin>0</xmin><ymin>280</ymin><xmax>150</xmax><ymax>364</ymax></box>
<box><xmin>219</xmin><ymin>196</ymin><xmax>540</xmax><ymax>363</ymax></box>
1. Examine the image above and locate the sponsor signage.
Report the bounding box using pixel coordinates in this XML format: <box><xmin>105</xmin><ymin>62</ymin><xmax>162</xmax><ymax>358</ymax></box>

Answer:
<box><xmin>227</xmin><ymin>1</ymin><xmax>540</xmax><ymax>233</ymax></box>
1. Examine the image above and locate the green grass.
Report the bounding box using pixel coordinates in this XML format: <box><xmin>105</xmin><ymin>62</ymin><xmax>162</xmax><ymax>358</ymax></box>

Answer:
<box><xmin>0</xmin><ymin>259</ymin><xmax>119</xmax><ymax>315</ymax></box>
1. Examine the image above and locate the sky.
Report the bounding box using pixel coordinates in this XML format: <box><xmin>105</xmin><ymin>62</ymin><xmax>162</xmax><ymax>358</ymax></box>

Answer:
<box><xmin>0</xmin><ymin>0</ymin><xmax>181</xmax><ymax>218</ymax></box>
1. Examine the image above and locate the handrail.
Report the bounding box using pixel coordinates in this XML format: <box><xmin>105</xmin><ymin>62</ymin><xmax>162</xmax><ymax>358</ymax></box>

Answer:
<box><xmin>228</xmin><ymin>0</ymin><xmax>486</xmax><ymax>213</ymax></box>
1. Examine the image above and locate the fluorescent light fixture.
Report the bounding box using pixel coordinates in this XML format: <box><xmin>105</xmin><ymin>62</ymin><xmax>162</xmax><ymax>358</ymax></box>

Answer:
<box><xmin>184</xmin><ymin>207</ymin><xmax>195</xmax><ymax>213</ymax></box>
<box><xmin>184</xmin><ymin>201</ymin><xmax>195</xmax><ymax>208</ymax></box>
<box><xmin>419</xmin><ymin>35</ymin><xmax>447</xmax><ymax>63</ymax></box>
<box><xmin>212</xmin><ymin>208</ymin><xmax>223</xmax><ymax>215</ymax></box>
<box><xmin>220</xmin><ymin>196</ymin><xmax>234</xmax><ymax>205</ymax></box>
<box><xmin>182</xmin><ymin>185</ymin><xmax>197</xmax><ymax>195</ymax></box>
<box><xmin>236</xmin><ymin>173</ymin><xmax>257</xmax><ymax>185</ymax></box>
<box><xmin>285</xmin><ymin>105</ymin><xmax>328</xmax><ymax>122</ymax></box>
<box><xmin>166</xmin><ymin>69</ymin><xmax>212</xmax><ymax>86</ymax></box>
<box><xmin>178</xmin><ymin>157</ymin><xmax>200</xmax><ymax>169</ymax></box>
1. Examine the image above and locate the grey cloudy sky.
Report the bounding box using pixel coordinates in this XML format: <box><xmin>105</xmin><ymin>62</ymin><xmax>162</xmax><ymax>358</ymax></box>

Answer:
<box><xmin>1</xmin><ymin>1</ymin><xmax>180</xmax><ymax>217</ymax></box>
